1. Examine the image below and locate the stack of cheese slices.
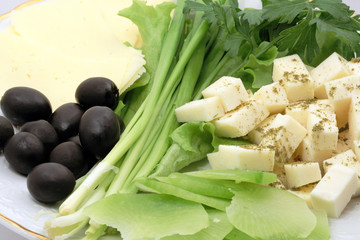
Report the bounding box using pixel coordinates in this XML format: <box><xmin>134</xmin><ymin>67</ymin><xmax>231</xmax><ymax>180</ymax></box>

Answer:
<box><xmin>175</xmin><ymin>52</ymin><xmax>360</xmax><ymax>219</ymax></box>
<box><xmin>0</xmin><ymin>0</ymin><xmax>159</xmax><ymax>109</ymax></box>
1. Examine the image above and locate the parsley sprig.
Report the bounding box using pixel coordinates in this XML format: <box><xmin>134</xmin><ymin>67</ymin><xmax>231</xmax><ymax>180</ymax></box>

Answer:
<box><xmin>187</xmin><ymin>0</ymin><xmax>360</xmax><ymax>66</ymax></box>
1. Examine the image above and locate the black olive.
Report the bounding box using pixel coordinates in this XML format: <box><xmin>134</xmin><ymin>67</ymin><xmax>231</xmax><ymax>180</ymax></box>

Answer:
<box><xmin>27</xmin><ymin>162</ymin><xmax>75</xmax><ymax>204</ymax></box>
<box><xmin>0</xmin><ymin>87</ymin><xmax>52</xmax><ymax>126</ymax></box>
<box><xmin>49</xmin><ymin>103</ymin><xmax>84</xmax><ymax>141</ymax></box>
<box><xmin>0</xmin><ymin>116</ymin><xmax>14</xmax><ymax>151</ymax></box>
<box><xmin>79</xmin><ymin>106</ymin><xmax>120</xmax><ymax>159</ymax></box>
<box><xmin>75</xmin><ymin>77</ymin><xmax>119</xmax><ymax>110</ymax></box>
<box><xmin>4</xmin><ymin>132</ymin><xmax>46</xmax><ymax>175</ymax></box>
<box><xmin>21</xmin><ymin>120</ymin><xmax>58</xmax><ymax>153</ymax></box>
<box><xmin>49</xmin><ymin>141</ymin><xmax>86</xmax><ymax>178</ymax></box>
<box><xmin>67</xmin><ymin>135</ymin><xmax>98</xmax><ymax>168</ymax></box>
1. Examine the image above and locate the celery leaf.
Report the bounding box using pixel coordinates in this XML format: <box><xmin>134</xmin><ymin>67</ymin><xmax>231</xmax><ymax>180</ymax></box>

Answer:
<box><xmin>84</xmin><ymin>194</ymin><xmax>209</xmax><ymax>240</ymax></box>
<box><xmin>226</xmin><ymin>182</ymin><xmax>317</xmax><ymax>240</ymax></box>
<box><xmin>161</xmin><ymin>209</ymin><xmax>233</xmax><ymax>240</ymax></box>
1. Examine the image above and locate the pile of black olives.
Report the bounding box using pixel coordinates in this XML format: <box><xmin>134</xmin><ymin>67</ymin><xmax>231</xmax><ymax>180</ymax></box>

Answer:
<box><xmin>0</xmin><ymin>77</ymin><xmax>124</xmax><ymax>204</ymax></box>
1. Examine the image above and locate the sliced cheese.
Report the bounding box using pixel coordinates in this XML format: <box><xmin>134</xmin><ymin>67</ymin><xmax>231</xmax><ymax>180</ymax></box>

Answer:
<box><xmin>0</xmin><ymin>29</ymin><xmax>144</xmax><ymax>109</ymax></box>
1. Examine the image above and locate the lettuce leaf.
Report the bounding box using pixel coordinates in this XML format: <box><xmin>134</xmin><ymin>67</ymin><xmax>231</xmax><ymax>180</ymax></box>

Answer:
<box><xmin>84</xmin><ymin>193</ymin><xmax>209</xmax><ymax>240</ymax></box>
<box><xmin>226</xmin><ymin>182</ymin><xmax>317</xmax><ymax>240</ymax></box>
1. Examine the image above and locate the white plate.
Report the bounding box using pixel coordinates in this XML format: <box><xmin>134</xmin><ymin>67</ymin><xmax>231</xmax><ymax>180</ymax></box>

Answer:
<box><xmin>1</xmin><ymin>1</ymin><xmax>360</xmax><ymax>240</ymax></box>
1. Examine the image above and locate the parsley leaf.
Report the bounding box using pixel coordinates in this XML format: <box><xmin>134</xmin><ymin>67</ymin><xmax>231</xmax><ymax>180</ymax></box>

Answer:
<box><xmin>262</xmin><ymin>0</ymin><xmax>310</xmax><ymax>23</ymax></box>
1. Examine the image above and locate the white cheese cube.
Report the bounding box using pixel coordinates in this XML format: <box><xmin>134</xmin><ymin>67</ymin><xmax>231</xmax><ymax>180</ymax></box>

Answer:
<box><xmin>300</xmin><ymin>136</ymin><xmax>333</xmax><ymax>164</ymax></box>
<box><xmin>352</xmin><ymin>140</ymin><xmax>360</xmax><ymax>161</ymax></box>
<box><xmin>207</xmin><ymin>151</ymin><xmax>235</xmax><ymax>170</ymax></box>
<box><xmin>349</xmin><ymin>95</ymin><xmax>360</xmax><ymax>146</ymax></box>
<box><xmin>272</xmin><ymin>54</ymin><xmax>314</xmax><ymax>102</ymax></box>
<box><xmin>288</xmin><ymin>183</ymin><xmax>317</xmax><ymax>209</ymax></box>
<box><xmin>284</xmin><ymin>162</ymin><xmax>321</xmax><ymax>188</ymax></box>
<box><xmin>323</xmin><ymin>150</ymin><xmax>360</xmax><ymax>176</ymax></box>
<box><xmin>307</xmin><ymin>102</ymin><xmax>338</xmax><ymax>151</ymax></box>
<box><xmin>253</xmin><ymin>82</ymin><xmax>289</xmax><ymax>114</ymax></box>
<box><xmin>208</xmin><ymin>145</ymin><xmax>275</xmax><ymax>172</ymax></box>
<box><xmin>310</xmin><ymin>165</ymin><xmax>360</xmax><ymax>218</ymax></box>
<box><xmin>213</xmin><ymin>99</ymin><xmax>269</xmax><ymax>138</ymax></box>
<box><xmin>323</xmin><ymin>148</ymin><xmax>360</xmax><ymax>197</ymax></box>
<box><xmin>346</xmin><ymin>57</ymin><xmax>360</xmax><ymax>75</ymax></box>
<box><xmin>202</xmin><ymin>76</ymin><xmax>249</xmax><ymax>112</ymax></box>
<box><xmin>324</xmin><ymin>75</ymin><xmax>360</xmax><ymax>128</ymax></box>
<box><xmin>335</xmin><ymin>129</ymin><xmax>351</xmax><ymax>155</ymax></box>
<box><xmin>310</xmin><ymin>52</ymin><xmax>351</xmax><ymax>99</ymax></box>
<box><xmin>175</xmin><ymin>96</ymin><xmax>225</xmax><ymax>122</ymax></box>
<box><xmin>260</xmin><ymin>114</ymin><xmax>307</xmax><ymax>163</ymax></box>
<box><xmin>247</xmin><ymin>114</ymin><xmax>277</xmax><ymax>144</ymax></box>
<box><xmin>285</xmin><ymin>100</ymin><xmax>315</xmax><ymax>128</ymax></box>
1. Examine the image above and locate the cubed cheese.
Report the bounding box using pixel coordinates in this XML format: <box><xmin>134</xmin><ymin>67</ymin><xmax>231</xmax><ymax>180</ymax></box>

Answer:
<box><xmin>288</xmin><ymin>183</ymin><xmax>317</xmax><ymax>208</ymax></box>
<box><xmin>285</xmin><ymin>100</ymin><xmax>315</xmax><ymax>128</ymax></box>
<box><xmin>202</xmin><ymin>76</ymin><xmax>249</xmax><ymax>112</ymax></box>
<box><xmin>300</xmin><ymin>136</ymin><xmax>333</xmax><ymax>164</ymax></box>
<box><xmin>284</xmin><ymin>162</ymin><xmax>321</xmax><ymax>188</ymax></box>
<box><xmin>352</xmin><ymin>140</ymin><xmax>360</xmax><ymax>161</ymax></box>
<box><xmin>310</xmin><ymin>52</ymin><xmax>351</xmax><ymax>99</ymax></box>
<box><xmin>346</xmin><ymin>57</ymin><xmax>360</xmax><ymax>75</ymax></box>
<box><xmin>213</xmin><ymin>99</ymin><xmax>269</xmax><ymax>138</ymax></box>
<box><xmin>323</xmin><ymin>150</ymin><xmax>360</xmax><ymax>176</ymax></box>
<box><xmin>310</xmin><ymin>165</ymin><xmax>360</xmax><ymax>218</ymax></box>
<box><xmin>253</xmin><ymin>82</ymin><xmax>289</xmax><ymax>114</ymax></box>
<box><xmin>335</xmin><ymin>129</ymin><xmax>351</xmax><ymax>155</ymax></box>
<box><xmin>208</xmin><ymin>145</ymin><xmax>275</xmax><ymax>172</ymax></box>
<box><xmin>349</xmin><ymin>95</ymin><xmax>360</xmax><ymax>146</ymax></box>
<box><xmin>324</xmin><ymin>75</ymin><xmax>360</xmax><ymax>128</ymax></box>
<box><xmin>247</xmin><ymin>114</ymin><xmax>277</xmax><ymax>144</ymax></box>
<box><xmin>307</xmin><ymin>102</ymin><xmax>338</xmax><ymax>151</ymax></box>
<box><xmin>175</xmin><ymin>96</ymin><xmax>225</xmax><ymax>122</ymax></box>
<box><xmin>260</xmin><ymin>114</ymin><xmax>307</xmax><ymax>163</ymax></box>
<box><xmin>272</xmin><ymin>54</ymin><xmax>314</xmax><ymax>102</ymax></box>
<box><xmin>207</xmin><ymin>151</ymin><xmax>235</xmax><ymax>170</ymax></box>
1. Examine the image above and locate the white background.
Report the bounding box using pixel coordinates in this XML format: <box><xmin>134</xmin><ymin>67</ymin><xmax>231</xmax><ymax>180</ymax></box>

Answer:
<box><xmin>0</xmin><ymin>0</ymin><xmax>360</xmax><ymax>240</ymax></box>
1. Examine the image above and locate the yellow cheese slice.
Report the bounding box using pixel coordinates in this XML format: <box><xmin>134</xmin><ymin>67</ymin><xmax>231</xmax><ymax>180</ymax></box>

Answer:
<box><xmin>0</xmin><ymin>29</ymin><xmax>144</xmax><ymax>109</ymax></box>
<box><xmin>9</xmin><ymin>0</ymin><xmax>138</xmax><ymax>59</ymax></box>
<box><xmin>91</xmin><ymin>0</ymin><xmax>141</xmax><ymax>47</ymax></box>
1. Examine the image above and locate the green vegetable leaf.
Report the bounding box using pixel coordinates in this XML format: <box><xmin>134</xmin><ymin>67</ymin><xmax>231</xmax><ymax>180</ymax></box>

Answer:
<box><xmin>185</xmin><ymin>169</ymin><xmax>277</xmax><ymax>185</ymax></box>
<box><xmin>84</xmin><ymin>194</ymin><xmax>209</xmax><ymax>240</ymax></box>
<box><xmin>226</xmin><ymin>182</ymin><xmax>317</xmax><ymax>240</ymax></box>
<box><xmin>296</xmin><ymin>210</ymin><xmax>330</xmax><ymax>240</ymax></box>
<box><xmin>311</xmin><ymin>0</ymin><xmax>351</xmax><ymax>20</ymax></box>
<box><xmin>225</xmin><ymin>228</ymin><xmax>257</xmax><ymax>240</ymax></box>
<box><xmin>155</xmin><ymin>172</ymin><xmax>240</xmax><ymax>200</ymax></box>
<box><xmin>162</xmin><ymin>209</ymin><xmax>233</xmax><ymax>240</ymax></box>
<box><xmin>136</xmin><ymin>178</ymin><xmax>231</xmax><ymax>211</ymax></box>
<box><xmin>153</xmin><ymin>122</ymin><xmax>249</xmax><ymax>176</ymax></box>
<box><xmin>262</xmin><ymin>0</ymin><xmax>309</xmax><ymax>23</ymax></box>
<box><xmin>239</xmin><ymin>41</ymin><xmax>277</xmax><ymax>90</ymax></box>
<box><xmin>241</xmin><ymin>8</ymin><xmax>263</xmax><ymax>26</ymax></box>
<box><xmin>311</xmin><ymin>16</ymin><xmax>360</xmax><ymax>55</ymax></box>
